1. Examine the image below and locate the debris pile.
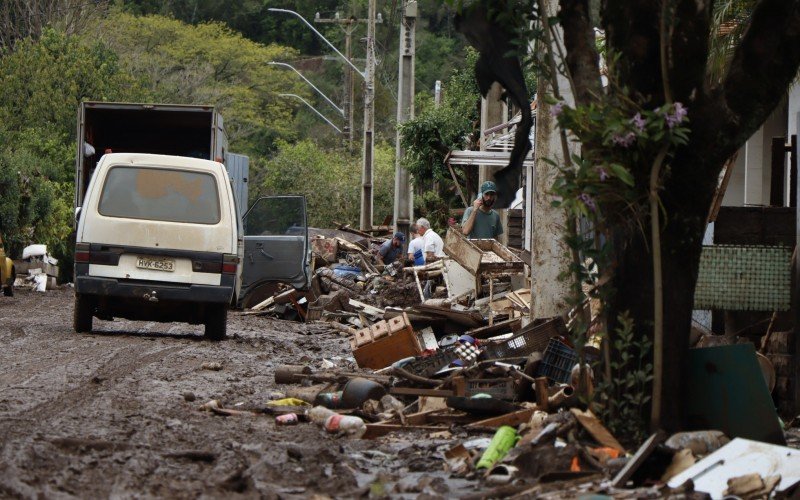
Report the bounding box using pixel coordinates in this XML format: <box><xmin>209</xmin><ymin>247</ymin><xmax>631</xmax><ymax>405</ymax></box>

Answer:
<box><xmin>13</xmin><ymin>244</ymin><xmax>59</xmax><ymax>291</ymax></box>
<box><xmin>223</xmin><ymin>226</ymin><xmax>800</xmax><ymax>496</ymax></box>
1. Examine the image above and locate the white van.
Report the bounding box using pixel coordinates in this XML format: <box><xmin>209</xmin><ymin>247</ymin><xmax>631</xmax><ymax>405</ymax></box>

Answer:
<box><xmin>74</xmin><ymin>153</ymin><xmax>242</xmax><ymax>340</ymax></box>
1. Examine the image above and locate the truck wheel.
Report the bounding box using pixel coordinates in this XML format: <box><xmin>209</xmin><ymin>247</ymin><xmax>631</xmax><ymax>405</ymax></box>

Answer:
<box><xmin>74</xmin><ymin>293</ymin><xmax>94</xmax><ymax>333</ymax></box>
<box><xmin>204</xmin><ymin>304</ymin><xmax>227</xmax><ymax>341</ymax></box>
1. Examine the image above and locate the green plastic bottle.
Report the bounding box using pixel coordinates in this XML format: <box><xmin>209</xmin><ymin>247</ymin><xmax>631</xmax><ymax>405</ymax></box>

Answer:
<box><xmin>476</xmin><ymin>425</ymin><xmax>520</xmax><ymax>469</ymax></box>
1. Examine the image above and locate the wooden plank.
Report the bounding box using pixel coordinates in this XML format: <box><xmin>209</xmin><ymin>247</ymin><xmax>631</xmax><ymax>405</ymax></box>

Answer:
<box><xmin>349</xmin><ymin>299</ymin><xmax>385</xmax><ymax>317</ymax></box>
<box><xmin>363</xmin><ymin>424</ymin><xmax>445</xmax><ymax>440</ymax></box>
<box><xmin>466</xmin><ymin>407</ymin><xmax>538</xmax><ymax>428</ymax></box>
<box><xmin>570</xmin><ymin>408</ymin><xmax>625</xmax><ymax>452</ymax></box>
<box><xmin>443</xmin><ymin>227</ymin><xmax>483</xmax><ymax>275</ymax></box>
<box><xmin>610</xmin><ymin>432</ymin><xmax>665</xmax><ymax>488</ymax></box>
<box><xmin>771</xmin><ymin>137</ymin><xmax>788</xmax><ymax>207</ymax></box>
<box><xmin>708</xmin><ymin>152</ymin><xmax>739</xmax><ymax>222</ymax></box>
<box><xmin>465</xmin><ymin>317</ymin><xmax>522</xmax><ymax>340</ymax></box>
<box><xmin>389</xmin><ymin>387</ymin><xmax>454</xmax><ymax>398</ymax></box>
<box><xmin>715</xmin><ymin>206</ymin><xmax>796</xmax><ymax>246</ymax></box>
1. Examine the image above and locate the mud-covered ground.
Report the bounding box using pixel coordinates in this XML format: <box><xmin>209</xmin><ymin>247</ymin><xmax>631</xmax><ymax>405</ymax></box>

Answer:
<box><xmin>0</xmin><ymin>288</ymin><xmax>476</xmax><ymax>499</ymax></box>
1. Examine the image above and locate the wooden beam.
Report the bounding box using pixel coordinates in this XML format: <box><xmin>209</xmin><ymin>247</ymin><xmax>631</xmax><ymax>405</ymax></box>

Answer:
<box><xmin>466</xmin><ymin>407</ymin><xmax>539</xmax><ymax>428</ymax></box>
<box><xmin>389</xmin><ymin>387</ymin><xmax>455</xmax><ymax>398</ymax></box>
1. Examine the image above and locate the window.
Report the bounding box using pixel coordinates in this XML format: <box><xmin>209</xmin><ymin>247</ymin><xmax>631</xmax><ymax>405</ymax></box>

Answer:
<box><xmin>98</xmin><ymin>166</ymin><xmax>220</xmax><ymax>224</ymax></box>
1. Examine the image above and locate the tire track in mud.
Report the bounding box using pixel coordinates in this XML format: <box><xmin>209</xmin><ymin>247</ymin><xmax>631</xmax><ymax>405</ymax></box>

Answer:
<box><xmin>2</xmin><ymin>344</ymin><xmax>182</xmax><ymax>439</ymax></box>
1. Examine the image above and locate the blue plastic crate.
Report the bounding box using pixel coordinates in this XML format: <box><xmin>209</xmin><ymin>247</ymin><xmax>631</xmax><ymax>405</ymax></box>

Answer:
<box><xmin>536</xmin><ymin>337</ymin><xmax>577</xmax><ymax>384</ymax></box>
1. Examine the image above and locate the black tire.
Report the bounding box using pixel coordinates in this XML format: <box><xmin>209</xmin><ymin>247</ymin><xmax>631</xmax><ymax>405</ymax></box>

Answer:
<box><xmin>204</xmin><ymin>304</ymin><xmax>227</xmax><ymax>341</ymax></box>
<box><xmin>2</xmin><ymin>267</ymin><xmax>12</xmax><ymax>296</ymax></box>
<box><xmin>74</xmin><ymin>293</ymin><xmax>94</xmax><ymax>333</ymax></box>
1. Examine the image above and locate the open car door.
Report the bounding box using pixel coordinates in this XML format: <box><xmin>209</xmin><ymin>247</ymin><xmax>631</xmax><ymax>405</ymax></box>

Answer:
<box><xmin>238</xmin><ymin>195</ymin><xmax>310</xmax><ymax>308</ymax></box>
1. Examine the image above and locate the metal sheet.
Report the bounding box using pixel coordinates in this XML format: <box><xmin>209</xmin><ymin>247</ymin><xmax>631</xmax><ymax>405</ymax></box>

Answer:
<box><xmin>686</xmin><ymin>344</ymin><xmax>784</xmax><ymax>445</ymax></box>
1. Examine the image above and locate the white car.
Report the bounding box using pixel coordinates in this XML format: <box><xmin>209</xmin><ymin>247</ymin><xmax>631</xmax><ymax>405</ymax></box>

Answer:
<box><xmin>73</xmin><ymin>153</ymin><xmax>242</xmax><ymax>340</ymax></box>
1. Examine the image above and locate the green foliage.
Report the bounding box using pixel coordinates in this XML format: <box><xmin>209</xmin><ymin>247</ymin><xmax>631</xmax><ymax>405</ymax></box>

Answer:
<box><xmin>413</xmin><ymin>191</ymin><xmax>451</xmax><ymax>235</ymax></box>
<box><xmin>259</xmin><ymin>139</ymin><xmax>395</xmax><ymax>228</ymax></box>
<box><xmin>0</xmin><ymin>29</ymin><xmax>141</xmax><ymax>271</ymax></box>
<box><xmin>399</xmin><ymin>48</ymin><xmax>480</xmax><ymax>183</ymax></box>
<box><xmin>98</xmin><ymin>12</ymin><xmax>304</xmax><ymax>153</ymax></box>
<box><xmin>594</xmin><ymin>312</ymin><xmax>654</xmax><ymax>444</ymax></box>
<box><xmin>0</xmin><ymin>28</ymin><xmax>142</xmax><ymax>140</ymax></box>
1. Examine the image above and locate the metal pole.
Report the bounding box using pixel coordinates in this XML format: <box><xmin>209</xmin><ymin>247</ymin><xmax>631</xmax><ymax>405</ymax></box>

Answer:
<box><xmin>268</xmin><ymin>62</ymin><xmax>344</xmax><ymax>116</ymax></box>
<box><xmin>360</xmin><ymin>0</ymin><xmax>376</xmax><ymax>231</ymax></box>
<box><xmin>278</xmin><ymin>94</ymin><xmax>343</xmax><ymax>133</ymax></box>
<box><xmin>394</xmin><ymin>1</ymin><xmax>417</xmax><ymax>242</ymax></box>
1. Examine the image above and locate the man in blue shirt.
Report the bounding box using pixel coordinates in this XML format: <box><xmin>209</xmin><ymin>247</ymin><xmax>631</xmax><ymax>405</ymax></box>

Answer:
<box><xmin>461</xmin><ymin>181</ymin><xmax>504</xmax><ymax>239</ymax></box>
<box><xmin>377</xmin><ymin>232</ymin><xmax>405</xmax><ymax>265</ymax></box>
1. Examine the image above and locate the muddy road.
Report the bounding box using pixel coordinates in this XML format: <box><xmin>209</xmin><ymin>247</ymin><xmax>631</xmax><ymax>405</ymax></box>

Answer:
<box><xmin>0</xmin><ymin>288</ymin><xmax>473</xmax><ymax>498</ymax></box>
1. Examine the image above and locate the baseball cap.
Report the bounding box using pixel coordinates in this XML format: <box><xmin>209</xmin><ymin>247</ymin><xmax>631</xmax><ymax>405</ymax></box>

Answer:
<box><xmin>480</xmin><ymin>181</ymin><xmax>497</xmax><ymax>194</ymax></box>
<box><xmin>393</xmin><ymin>231</ymin><xmax>406</xmax><ymax>242</ymax></box>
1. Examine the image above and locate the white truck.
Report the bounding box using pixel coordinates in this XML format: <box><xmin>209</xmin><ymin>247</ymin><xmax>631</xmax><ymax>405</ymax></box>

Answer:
<box><xmin>73</xmin><ymin>102</ymin><xmax>310</xmax><ymax>332</ymax></box>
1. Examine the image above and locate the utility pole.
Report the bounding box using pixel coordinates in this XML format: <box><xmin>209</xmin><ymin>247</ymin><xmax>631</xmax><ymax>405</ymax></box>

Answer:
<box><xmin>361</xmin><ymin>0</ymin><xmax>377</xmax><ymax>231</ymax></box>
<box><xmin>314</xmin><ymin>13</ymin><xmax>365</xmax><ymax>149</ymax></box>
<box><xmin>393</xmin><ymin>1</ymin><xmax>416</xmax><ymax>242</ymax></box>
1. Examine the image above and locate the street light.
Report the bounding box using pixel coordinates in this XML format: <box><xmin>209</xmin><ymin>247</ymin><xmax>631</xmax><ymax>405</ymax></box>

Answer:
<box><xmin>269</xmin><ymin>5</ymin><xmax>377</xmax><ymax>232</ymax></box>
<box><xmin>278</xmin><ymin>93</ymin><xmax>343</xmax><ymax>134</ymax></box>
<box><xmin>268</xmin><ymin>8</ymin><xmax>365</xmax><ymax>79</ymax></box>
<box><xmin>268</xmin><ymin>61</ymin><xmax>344</xmax><ymax>117</ymax></box>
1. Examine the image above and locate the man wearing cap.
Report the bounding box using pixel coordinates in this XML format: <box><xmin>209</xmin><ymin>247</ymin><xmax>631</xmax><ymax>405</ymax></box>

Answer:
<box><xmin>461</xmin><ymin>180</ymin><xmax>504</xmax><ymax>239</ymax></box>
<box><xmin>377</xmin><ymin>232</ymin><xmax>406</xmax><ymax>265</ymax></box>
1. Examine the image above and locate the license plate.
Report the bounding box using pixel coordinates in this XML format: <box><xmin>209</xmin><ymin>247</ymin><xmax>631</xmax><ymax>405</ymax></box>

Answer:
<box><xmin>136</xmin><ymin>256</ymin><xmax>175</xmax><ymax>272</ymax></box>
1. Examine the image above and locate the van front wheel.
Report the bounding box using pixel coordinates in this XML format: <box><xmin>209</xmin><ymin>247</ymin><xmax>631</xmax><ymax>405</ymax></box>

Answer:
<box><xmin>204</xmin><ymin>304</ymin><xmax>227</xmax><ymax>341</ymax></box>
<box><xmin>74</xmin><ymin>293</ymin><xmax>94</xmax><ymax>333</ymax></box>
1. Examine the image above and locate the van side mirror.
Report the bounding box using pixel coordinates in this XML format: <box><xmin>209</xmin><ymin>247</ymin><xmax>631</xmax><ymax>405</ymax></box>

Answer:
<box><xmin>75</xmin><ymin>206</ymin><xmax>82</xmax><ymax>223</ymax></box>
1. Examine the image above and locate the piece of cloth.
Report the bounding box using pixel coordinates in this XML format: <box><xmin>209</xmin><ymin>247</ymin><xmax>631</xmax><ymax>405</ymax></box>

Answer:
<box><xmin>422</xmin><ymin>229</ymin><xmax>446</xmax><ymax>257</ymax></box>
<box><xmin>462</xmin><ymin>207</ymin><xmax>504</xmax><ymax>239</ymax></box>
<box><xmin>378</xmin><ymin>239</ymin><xmax>403</xmax><ymax>264</ymax></box>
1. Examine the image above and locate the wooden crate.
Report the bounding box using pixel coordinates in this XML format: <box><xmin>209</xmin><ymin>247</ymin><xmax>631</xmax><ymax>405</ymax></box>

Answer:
<box><xmin>443</xmin><ymin>227</ymin><xmax>524</xmax><ymax>276</ymax></box>
<box><xmin>351</xmin><ymin>312</ymin><xmax>423</xmax><ymax>369</ymax></box>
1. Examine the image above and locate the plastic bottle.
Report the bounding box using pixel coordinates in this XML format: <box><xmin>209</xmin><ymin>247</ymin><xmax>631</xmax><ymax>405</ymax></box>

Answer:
<box><xmin>314</xmin><ymin>391</ymin><xmax>344</xmax><ymax>409</ymax></box>
<box><xmin>476</xmin><ymin>426</ymin><xmax>520</xmax><ymax>469</ymax></box>
<box><xmin>308</xmin><ymin>406</ymin><xmax>336</xmax><ymax>425</ymax></box>
<box><xmin>324</xmin><ymin>414</ymin><xmax>367</xmax><ymax>438</ymax></box>
<box><xmin>275</xmin><ymin>413</ymin><xmax>299</xmax><ymax>425</ymax></box>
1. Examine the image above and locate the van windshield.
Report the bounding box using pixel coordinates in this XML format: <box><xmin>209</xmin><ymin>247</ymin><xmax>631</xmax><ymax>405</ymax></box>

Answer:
<box><xmin>98</xmin><ymin>166</ymin><xmax>221</xmax><ymax>224</ymax></box>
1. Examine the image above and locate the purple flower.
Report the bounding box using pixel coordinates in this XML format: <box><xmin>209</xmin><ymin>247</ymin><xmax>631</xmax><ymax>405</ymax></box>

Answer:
<box><xmin>550</xmin><ymin>102</ymin><xmax>564</xmax><ymax>117</ymax></box>
<box><xmin>597</xmin><ymin>167</ymin><xmax>609</xmax><ymax>181</ymax></box>
<box><xmin>665</xmin><ymin>102</ymin><xmax>688</xmax><ymax>128</ymax></box>
<box><xmin>579</xmin><ymin>193</ymin><xmax>596</xmax><ymax>212</ymax></box>
<box><xmin>612</xmin><ymin>131</ymin><xmax>636</xmax><ymax>147</ymax></box>
<box><xmin>631</xmin><ymin>113</ymin><xmax>646</xmax><ymax>132</ymax></box>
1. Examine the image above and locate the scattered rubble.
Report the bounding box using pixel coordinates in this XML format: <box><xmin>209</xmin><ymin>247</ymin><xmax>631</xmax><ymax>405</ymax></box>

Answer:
<box><xmin>208</xmin><ymin>226</ymin><xmax>800</xmax><ymax>496</ymax></box>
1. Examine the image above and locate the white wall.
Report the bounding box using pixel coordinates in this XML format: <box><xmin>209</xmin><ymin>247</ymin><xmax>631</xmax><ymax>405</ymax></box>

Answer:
<box><xmin>722</xmin><ymin>98</ymin><xmax>788</xmax><ymax>207</ymax></box>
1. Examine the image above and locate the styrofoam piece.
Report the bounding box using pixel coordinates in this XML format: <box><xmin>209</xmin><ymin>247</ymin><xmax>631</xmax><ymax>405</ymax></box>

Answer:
<box><xmin>22</xmin><ymin>244</ymin><xmax>47</xmax><ymax>260</ymax></box>
<box><xmin>667</xmin><ymin>438</ymin><xmax>800</xmax><ymax>498</ymax></box>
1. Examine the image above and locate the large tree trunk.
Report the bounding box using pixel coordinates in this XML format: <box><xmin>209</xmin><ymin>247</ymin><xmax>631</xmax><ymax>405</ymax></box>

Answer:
<box><xmin>557</xmin><ymin>0</ymin><xmax>800</xmax><ymax>431</ymax></box>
